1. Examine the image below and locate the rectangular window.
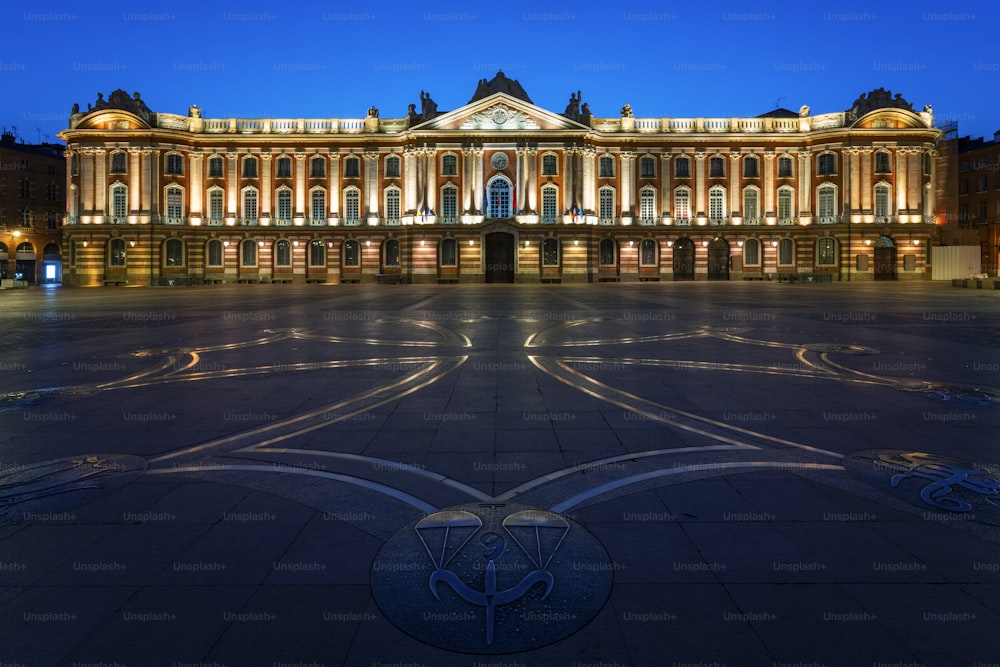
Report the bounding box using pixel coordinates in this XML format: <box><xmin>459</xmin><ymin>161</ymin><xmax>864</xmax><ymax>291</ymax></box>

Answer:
<box><xmin>875</xmin><ymin>152</ymin><xmax>891</xmax><ymax>173</ymax></box>
<box><xmin>277</xmin><ymin>191</ymin><xmax>291</xmax><ymax>221</ymax></box>
<box><xmin>818</xmin><ymin>188</ymin><xmax>836</xmax><ymax>219</ymax></box>
<box><xmin>208</xmin><ymin>241</ymin><xmax>223</xmax><ymax>267</ymax></box>
<box><xmin>640</xmin><ymin>191</ymin><xmax>656</xmax><ymax>221</ymax></box>
<box><xmin>778</xmin><ymin>157</ymin><xmax>793</xmax><ymax>178</ymax></box>
<box><xmin>709</xmin><ymin>190</ymin><xmax>724</xmax><ymax>221</ymax></box>
<box><xmin>344</xmin><ymin>158</ymin><xmax>360</xmax><ymax>178</ymax></box>
<box><xmin>674</xmin><ymin>190</ymin><xmax>690</xmax><ymax>220</ymax></box>
<box><xmin>542</xmin><ymin>239</ymin><xmax>559</xmax><ymax>266</ymax></box>
<box><xmin>166</xmin><ymin>154</ymin><xmax>183</xmax><ymax>175</ymax></box>
<box><xmin>778</xmin><ymin>190</ymin><xmax>793</xmax><ymax>220</ymax></box>
<box><xmin>310</xmin><ymin>240</ymin><xmax>325</xmax><ymax>267</ymax></box>
<box><xmin>345</xmin><ymin>190</ymin><xmax>360</xmax><ymax>221</ymax></box>
<box><xmin>599</xmin><ymin>156</ymin><xmax>614</xmax><ymax>178</ymax></box>
<box><xmin>640</xmin><ymin>157</ymin><xmax>655</xmax><ymax>178</ymax></box>
<box><xmin>243</xmin><ymin>158</ymin><xmax>258</xmax><ymax>178</ymax></box>
<box><xmin>818</xmin><ymin>153</ymin><xmax>836</xmax><ymax>175</ymax></box>
<box><xmin>110</xmin><ymin>152</ymin><xmax>127</xmax><ymax>174</ymax></box>
<box><xmin>311</xmin><ymin>190</ymin><xmax>326</xmax><ymax>223</ymax></box>
<box><xmin>743</xmin><ymin>190</ymin><xmax>758</xmax><ymax>221</ymax></box>
<box><xmin>542</xmin><ymin>188</ymin><xmax>558</xmax><ymax>222</ymax></box>
<box><xmin>166</xmin><ymin>188</ymin><xmax>183</xmax><ymax>219</ymax></box>
<box><xmin>311</xmin><ymin>157</ymin><xmax>326</xmax><ymax>178</ymax></box>
<box><xmin>440</xmin><ymin>239</ymin><xmax>457</xmax><ymax>267</ymax></box>
<box><xmin>978</xmin><ymin>175</ymin><xmax>988</xmax><ymax>192</ymax></box>
<box><xmin>599</xmin><ymin>189</ymin><xmax>614</xmax><ymax>221</ymax></box>
<box><xmin>959</xmin><ymin>180</ymin><xmax>969</xmax><ymax>195</ymax></box>
<box><xmin>385</xmin><ymin>189</ymin><xmax>400</xmax><ymax>221</ymax></box>
<box><xmin>208</xmin><ymin>157</ymin><xmax>224</xmax><ymax>178</ymax></box>
<box><xmin>276</xmin><ymin>157</ymin><xmax>292</xmax><ymax>178</ymax></box>
<box><xmin>675</xmin><ymin>157</ymin><xmax>689</xmax><ymax>178</ymax></box>
<box><xmin>743</xmin><ymin>156</ymin><xmax>759</xmax><ymax>178</ymax></box>
<box><xmin>779</xmin><ymin>239</ymin><xmax>793</xmax><ymax>265</ymax></box>
<box><xmin>817</xmin><ymin>238</ymin><xmax>836</xmax><ymax>265</ymax></box>
<box><xmin>385</xmin><ymin>156</ymin><xmax>400</xmax><ymax>178</ymax></box>
<box><xmin>441</xmin><ymin>187</ymin><xmax>457</xmax><ymax>220</ymax></box>
<box><xmin>709</xmin><ymin>157</ymin><xmax>724</xmax><ymax>178</ymax></box>
<box><xmin>209</xmin><ymin>191</ymin><xmax>224</xmax><ymax>221</ymax></box>
<box><xmin>442</xmin><ymin>154</ymin><xmax>458</xmax><ymax>175</ymax></box>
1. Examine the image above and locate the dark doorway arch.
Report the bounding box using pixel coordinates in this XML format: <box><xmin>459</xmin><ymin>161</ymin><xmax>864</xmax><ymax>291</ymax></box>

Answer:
<box><xmin>672</xmin><ymin>237</ymin><xmax>695</xmax><ymax>280</ymax></box>
<box><xmin>707</xmin><ymin>237</ymin><xmax>729</xmax><ymax>280</ymax></box>
<box><xmin>873</xmin><ymin>235</ymin><xmax>896</xmax><ymax>281</ymax></box>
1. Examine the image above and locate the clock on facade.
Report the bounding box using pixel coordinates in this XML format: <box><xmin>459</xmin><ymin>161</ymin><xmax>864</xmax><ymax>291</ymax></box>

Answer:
<box><xmin>491</xmin><ymin>152</ymin><xmax>509</xmax><ymax>170</ymax></box>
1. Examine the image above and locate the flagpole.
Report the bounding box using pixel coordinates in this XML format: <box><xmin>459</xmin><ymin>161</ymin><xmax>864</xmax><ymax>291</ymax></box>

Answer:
<box><xmin>515</xmin><ymin>147</ymin><xmax>521</xmax><ymax>218</ymax></box>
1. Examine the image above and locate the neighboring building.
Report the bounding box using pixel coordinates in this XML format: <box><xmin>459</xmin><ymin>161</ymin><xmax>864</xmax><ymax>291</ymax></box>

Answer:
<box><xmin>936</xmin><ymin>125</ymin><xmax>1000</xmax><ymax>276</ymax></box>
<box><xmin>0</xmin><ymin>130</ymin><xmax>64</xmax><ymax>284</ymax></box>
<box><xmin>58</xmin><ymin>77</ymin><xmax>940</xmax><ymax>286</ymax></box>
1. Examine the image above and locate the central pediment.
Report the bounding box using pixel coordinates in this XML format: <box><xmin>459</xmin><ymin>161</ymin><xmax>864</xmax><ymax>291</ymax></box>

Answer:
<box><xmin>411</xmin><ymin>93</ymin><xmax>589</xmax><ymax>132</ymax></box>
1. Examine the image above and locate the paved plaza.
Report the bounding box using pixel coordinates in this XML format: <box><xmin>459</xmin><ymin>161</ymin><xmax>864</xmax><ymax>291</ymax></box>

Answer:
<box><xmin>1</xmin><ymin>281</ymin><xmax>999</xmax><ymax>667</ymax></box>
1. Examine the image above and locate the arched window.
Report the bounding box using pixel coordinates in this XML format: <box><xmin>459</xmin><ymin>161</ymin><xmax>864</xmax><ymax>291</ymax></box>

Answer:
<box><xmin>441</xmin><ymin>186</ymin><xmax>458</xmax><ymax>222</ymax></box>
<box><xmin>164</xmin><ymin>238</ymin><xmax>184</xmax><ymax>266</ymax></box>
<box><xmin>276</xmin><ymin>189</ymin><xmax>292</xmax><ymax>224</ymax></box>
<box><xmin>343</xmin><ymin>240</ymin><xmax>359</xmax><ymax>267</ymax></box>
<box><xmin>241</xmin><ymin>239</ymin><xmax>256</xmax><ymax>266</ymax></box>
<box><xmin>674</xmin><ymin>188</ymin><xmax>691</xmax><ymax>223</ymax></box>
<box><xmin>309</xmin><ymin>239</ymin><xmax>325</xmax><ymax>267</ymax></box>
<box><xmin>108</xmin><ymin>238</ymin><xmax>126</xmax><ymax>267</ymax></box>
<box><xmin>310</xmin><ymin>188</ymin><xmax>326</xmax><ymax>224</ymax></box>
<box><xmin>777</xmin><ymin>186</ymin><xmax>794</xmax><ymax>223</ymax></box>
<box><xmin>384</xmin><ymin>187</ymin><xmax>401</xmax><ymax>223</ymax></box>
<box><xmin>344</xmin><ymin>188</ymin><xmax>361</xmax><ymax>223</ymax></box>
<box><xmin>275</xmin><ymin>240</ymin><xmax>291</xmax><ymax>267</ymax></box>
<box><xmin>542</xmin><ymin>186</ymin><xmax>558</xmax><ymax>223</ymax></box>
<box><xmin>639</xmin><ymin>188</ymin><xmax>656</xmax><ymax>223</ymax></box>
<box><xmin>207</xmin><ymin>239</ymin><xmax>223</xmax><ymax>267</ymax></box>
<box><xmin>208</xmin><ymin>189</ymin><xmax>224</xmax><ymax>223</ymax></box>
<box><xmin>276</xmin><ymin>157</ymin><xmax>292</xmax><ymax>178</ymax></box>
<box><xmin>817</xmin><ymin>185</ymin><xmax>836</xmax><ymax>223</ymax></box>
<box><xmin>743</xmin><ymin>238</ymin><xmax>760</xmax><ymax>266</ymax></box>
<box><xmin>439</xmin><ymin>238</ymin><xmax>457</xmax><ymax>266</ymax></box>
<box><xmin>709</xmin><ymin>186</ymin><xmax>726</xmax><ymax>222</ymax></box>
<box><xmin>874</xmin><ymin>183</ymin><xmax>891</xmax><ymax>220</ymax></box>
<box><xmin>383</xmin><ymin>239</ymin><xmax>400</xmax><ymax>267</ymax></box>
<box><xmin>599</xmin><ymin>238</ymin><xmax>616</xmax><ymax>266</ymax></box>
<box><xmin>542</xmin><ymin>238</ymin><xmax>560</xmax><ymax>266</ymax></box>
<box><xmin>110</xmin><ymin>184</ymin><xmax>127</xmax><ymax>222</ymax></box>
<box><xmin>817</xmin><ymin>237</ymin><xmax>837</xmax><ymax>265</ymax></box>
<box><xmin>598</xmin><ymin>187</ymin><xmax>615</xmax><ymax>223</ymax></box>
<box><xmin>778</xmin><ymin>238</ymin><xmax>794</xmax><ymax>266</ymax></box>
<box><xmin>640</xmin><ymin>239</ymin><xmax>657</xmax><ymax>266</ymax></box>
<box><xmin>166</xmin><ymin>187</ymin><xmax>183</xmax><ymax>223</ymax></box>
<box><xmin>743</xmin><ymin>187</ymin><xmax>760</xmax><ymax>224</ymax></box>
<box><xmin>488</xmin><ymin>178</ymin><xmax>511</xmax><ymax>218</ymax></box>
<box><xmin>242</xmin><ymin>188</ymin><xmax>258</xmax><ymax>224</ymax></box>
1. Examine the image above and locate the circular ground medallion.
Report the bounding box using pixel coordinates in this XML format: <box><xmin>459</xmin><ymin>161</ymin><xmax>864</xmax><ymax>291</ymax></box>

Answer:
<box><xmin>844</xmin><ymin>450</ymin><xmax>1000</xmax><ymax>525</ymax></box>
<box><xmin>371</xmin><ymin>503</ymin><xmax>613</xmax><ymax>654</ymax></box>
<box><xmin>0</xmin><ymin>454</ymin><xmax>146</xmax><ymax>525</ymax></box>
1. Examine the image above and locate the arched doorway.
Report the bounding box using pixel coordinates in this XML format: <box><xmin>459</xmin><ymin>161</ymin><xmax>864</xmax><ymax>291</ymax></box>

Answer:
<box><xmin>672</xmin><ymin>237</ymin><xmax>695</xmax><ymax>280</ymax></box>
<box><xmin>707</xmin><ymin>237</ymin><xmax>729</xmax><ymax>280</ymax></box>
<box><xmin>487</xmin><ymin>177</ymin><xmax>512</xmax><ymax>219</ymax></box>
<box><xmin>485</xmin><ymin>232</ymin><xmax>515</xmax><ymax>283</ymax></box>
<box><xmin>15</xmin><ymin>242</ymin><xmax>36</xmax><ymax>284</ymax></box>
<box><xmin>873</xmin><ymin>235</ymin><xmax>896</xmax><ymax>281</ymax></box>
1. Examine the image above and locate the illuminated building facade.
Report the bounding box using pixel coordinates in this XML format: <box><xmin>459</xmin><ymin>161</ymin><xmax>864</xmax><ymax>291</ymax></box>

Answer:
<box><xmin>58</xmin><ymin>76</ymin><xmax>940</xmax><ymax>286</ymax></box>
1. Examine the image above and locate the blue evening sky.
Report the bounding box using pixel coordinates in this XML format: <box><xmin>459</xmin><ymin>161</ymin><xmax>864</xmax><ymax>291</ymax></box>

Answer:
<box><xmin>1</xmin><ymin>2</ymin><xmax>997</xmax><ymax>144</ymax></box>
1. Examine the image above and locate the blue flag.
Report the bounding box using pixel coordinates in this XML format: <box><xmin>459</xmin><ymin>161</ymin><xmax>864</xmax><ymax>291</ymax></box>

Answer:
<box><xmin>482</xmin><ymin>186</ymin><xmax>489</xmax><ymax>216</ymax></box>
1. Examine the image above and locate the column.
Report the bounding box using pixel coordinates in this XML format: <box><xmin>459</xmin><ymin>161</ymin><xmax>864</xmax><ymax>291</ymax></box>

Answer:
<box><xmin>694</xmin><ymin>150</ymin><xmax>707</xmax><ymax>218</ymax></box>
<box><xmin>473</xmin><ymin>147</ymin><xmax>484</xmax><ymax>213</ymax></box>
<box><xmin>189</xmin><ymin>150</ymin><xmax>203</xmax><ymax>217</ymax></box>
<box><xmin>365</xmin><ymin>151</ymin><xmax>379</xmax><ymax>218</ymax></box>
<box><xmin>95</xmin><ymin>149</ymin><xmax>107</xmax><ymax>215</ymax></box>
<box><xmin>226</xmin><ymin>151</ymin><xmax>238</xmax><ymax>217</ymax></box>
<box><xmin>848</xmin><ymin>147</ymin><xmax>863</xmax><ymax>215</ymax></box>
<box><xmin>293</xmin><ymin>153</ymin><xmax>306</xmax><ymax>217</ymax></box>
<box><xmin>563</xmin><ymin>148</ymin><xmax>574</xmax><ymax>213</ymax></box>
<box><xmin>859</xmin><ymin>148</ymin><xmax>872</xmax><ymax>211</ymax></box>
<box><xmin>526</xmin><ymin>147</ymin><xmax>538</xmax><ymax>213</ymax></box>
<box><xmin>461</xmin><ymin>147</ymin><xmax>474</xmax><ymax>212</ymax></box>
<box><xmin>581</xmin><ymin>147</ymin><xmax>594</xmax><ymax>214</ymax></box>
<box><xmin>895</xmin><ymin>148</ymin><xmax>907</xmax><ymax>212</ymax></box>
<box><xmin>906</xmin><ymin>148</ymin><xmax>921</xmax><ymax>216</ymax></box>
<box><xmin>64</xmin><ymin>149</ymin><xmax>77</xmax><ymax>221</ymax></box>
<box><xmin>797</xmin><ymin>149</ymin><xmax>812</xmax><ymax>215</ymax></box>
<box><xmin>763</xmin><ymin>150</ymin><xmax>775</xmax><ymax>217</ymax></box>
<box><xmin>128</xmin><ymin>148</ymin><xmax>142</xmax><ymax>213</ymax></box>
<box><xmin>139</xmin><ymin>149</ymin><xmax>153</xmax><ymax>216</ymax></box>
<box><xmin>329</xmin><ymin>149</ymin><xmax>340</xmax><ymax>219</ymax></box>
<box><xmin>925</xmin><ymin>148</ymin><xmax>937</xmax><ymax>220</ymax></box>
<box><xmin>728</xmin><ymin>151</ymin><xmax>740</xmax><ymax>218</ymax></box>
<box><xmin>620</xmin><ymin>151</ymin><xmax>634</xmax><ymax>219</ymax></box>
<box><xmin>148</xmin><ymin>149</ymin><xmax>159</xmax><ymax>218</ymax></box>
<box><xmin>425</xmin><ymin>148</ymin><xmax>437</xmax><ymax>213</ymax></box>
<box><xmin>659</xmin><ymin>150</ymin><xmax>670</xmax><ymax>218</ymax></box>
<box><xmin>404</xmin><ymin>147</ymin><xmax>417</xmax><ymax>214</ymax></box>
<box><xmin>515</xmin><ymin>146</ymin><xmax>526</xmax><ymax>215</ymax></box>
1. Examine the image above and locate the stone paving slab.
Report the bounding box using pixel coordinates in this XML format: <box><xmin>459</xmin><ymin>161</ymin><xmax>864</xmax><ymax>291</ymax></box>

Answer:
<box><xmin>0</xmin><ymin>282</ymin><xmax>998</xmax><ymax>666</ymax></box>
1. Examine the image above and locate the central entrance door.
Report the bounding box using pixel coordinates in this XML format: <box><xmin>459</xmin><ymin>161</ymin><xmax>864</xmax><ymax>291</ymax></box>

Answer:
<box><xmin>873</xmin><ymin>235</ymin><xmax>897</xmax><ymax>281</ymax></box>
<box><xmin>485</xmin><ymin>232</ymin><xmax>515</xmax><ymax>283</ymax></box>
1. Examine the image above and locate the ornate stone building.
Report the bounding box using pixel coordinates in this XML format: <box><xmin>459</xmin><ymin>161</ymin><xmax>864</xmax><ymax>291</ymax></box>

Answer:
<box><xmin>58</xmin><ymin>76</ymin><xmax>940</xmax><ymax>286</ymax></box>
